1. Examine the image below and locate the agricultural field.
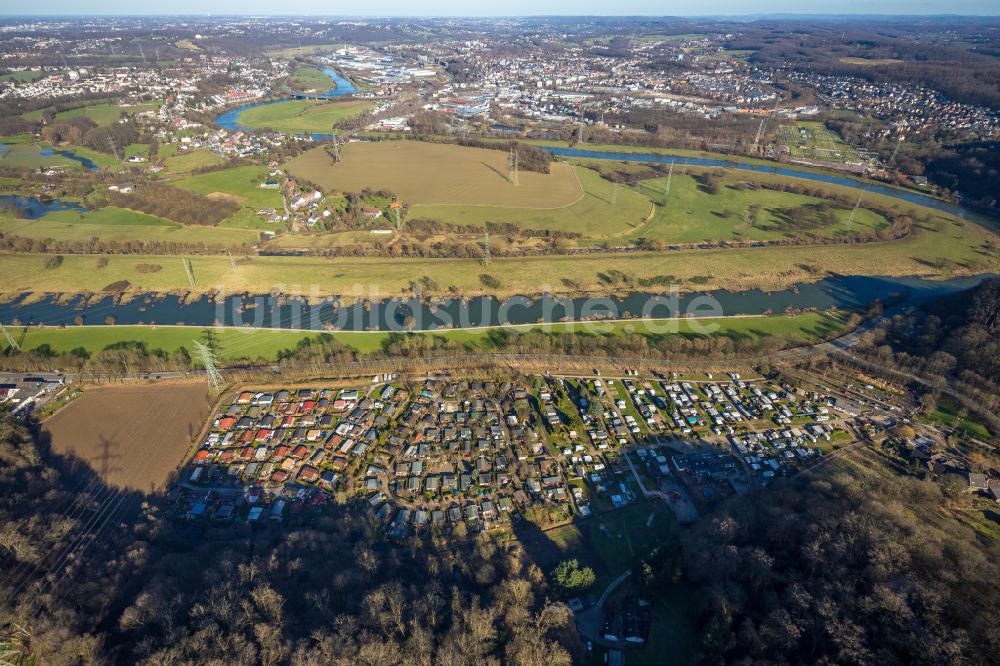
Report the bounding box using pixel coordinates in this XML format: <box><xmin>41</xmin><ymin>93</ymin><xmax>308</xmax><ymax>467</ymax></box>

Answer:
<box><xmin>2</xmin><ymin>312</ymin><xmax>848</xmax><ymax>360</ymax></box>
<box><xmin>164</xmin><ymin>148</ymin><xmax>223</xmax><ymax>173</ymax></box>
<box><xmin>173</xmin><ymin>165</ymin><xmax>281</xmax><ymax>227</ymax></box>
<box><xmin>234</xmin><ymin>99</ymin><xmax>373</xmax><ymax>134</ymax></box>
<box><xmin>413</xmin><ymin>165</ymin><xmax>651</xmax><ymax>237</ymax></box>
<box><xmin>0</xmin><ymin>206</ymin><xmax>260</xmax><ymax>245</ymax></box>
<box><xmin>285</xmin><ymin>140</ymin><xmax>583</xmax><ymax>207</ymax></box>
<box><xmin>779</xmin><ymin>121</ymin><xmax>865</xmax><ymax>165</ymax></box>
<box><xmin>285</xmin><ymin>141</ymin><xmax>657</xmax><ymax>237</ymax></box>
<box><xmin>288</xmin><ymin>66</ymin><xmax>335</xmax><ymax>91</ymax></box>
<box><xmin>43</xmin><ymin>382</ymin><xmax>210</xmax><ymax>490</ymax></box>
<box><xmin>627</xmin><ymin>170</ymin><xmax>888</xmax><ymax>244</ymax></box>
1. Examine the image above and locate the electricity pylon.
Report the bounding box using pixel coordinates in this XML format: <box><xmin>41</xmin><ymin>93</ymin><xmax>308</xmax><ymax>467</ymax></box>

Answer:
<box><xmin>482</xmin><ymin>231</ymin><xmax>492</xmax><ymax>267</ymax></box>
<box><xmin>106</xmin><ymin>136</ymin><xmax>120</xmax><ymax>162</ymax></box>
<box><xmin>1</xmin><ymin>324</ymin><xmax>20</xmax><ymax>352</ymax></box>
<box><xmin>611</xmin><ymin>183</ymin><xmax>618</xmax><ymax>205</ymax></box>
<box><xmin>889</xmin><ymin>136</ymin><xmax>903</xmax><ymax>164</ymax></box>
<box><xmin>192</xmin><ymin>340</ymin><xmax>224</xmax><ymax>394</ymax></box>
<box><xmin>508</xmin><ymin>145</ymin><xmax>519</xmax><ymax>186</ymax></box>
<box><xmin>664</xmin><ymin>160</ymin><xmax>674</xmax><ymax>201</ymax></box>
<box><xmin>750</xmin><ymin>117</ymin><xmax>766</xmax><ymax>154</ymax></box>
<box><xmin>847</xmin><ymin>192</ymin><xmax>865</xmax><ymax>228</ymax></box>
<box><xmin>182</xmin><ymin>258</ymin><xmax>196</xmax><ymax>287</ymax></box>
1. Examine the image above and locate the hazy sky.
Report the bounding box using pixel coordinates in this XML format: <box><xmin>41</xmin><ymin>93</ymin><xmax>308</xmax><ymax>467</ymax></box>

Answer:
<box><xmin>7</xmin><ymin>1</ymin><xmax>1000</xmax><ymax>16</ymax></box>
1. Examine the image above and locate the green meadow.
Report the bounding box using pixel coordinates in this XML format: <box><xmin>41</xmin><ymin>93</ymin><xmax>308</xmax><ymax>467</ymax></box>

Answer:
<box><xmin>1</xmin><ymin>311</ymin><xmax>847</xmax><ymax>361</ymax></box>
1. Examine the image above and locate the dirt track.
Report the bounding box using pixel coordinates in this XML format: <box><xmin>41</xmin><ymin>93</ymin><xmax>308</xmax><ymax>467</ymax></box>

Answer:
<box><xmin>43</xmin><ymin>382</ymin><xmax>210</xmax><ymax>491</ymax></box>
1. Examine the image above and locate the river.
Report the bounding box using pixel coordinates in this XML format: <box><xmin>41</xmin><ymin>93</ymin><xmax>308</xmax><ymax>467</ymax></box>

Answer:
<box><xmin>214</xmin><ymin>66</ymin><xmax>359</xmax><ymax>140</ymax></box>
<box><xmin>0</xmin><ymin>274</ymin><xmax>993</xmax><ymax>332</ymax></box>
<box><xmin>545</xmin><ymin>146</ymin><xmax>973</xmax><ymax>219</ymax></box>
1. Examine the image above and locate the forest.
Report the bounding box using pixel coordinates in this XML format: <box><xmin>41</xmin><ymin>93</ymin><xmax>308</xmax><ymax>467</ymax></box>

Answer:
<box><xmin>854</xmin><ymin>278</ymin><xmax>1000</xmax><ymax>415</ymax></box>
<box><xmin>681</xmin><ymin>456</ymin><xmax>1000</xmax><ymax>664</ymax></box>
<box><xmin>0</xmin><ymin>415</ymin><xmax>579</xmax><ymax>664</ymax></box>
<box><xmin>3</xmin><ymin>388</ymin><xmax>999</xmax><ymax>663</ymax></box>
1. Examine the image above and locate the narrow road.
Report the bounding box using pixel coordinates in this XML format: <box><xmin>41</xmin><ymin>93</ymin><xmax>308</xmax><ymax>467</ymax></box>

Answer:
<box><xmin>576</xmin><ymin>570</ymin><xmax>633</xmax><ymax>648</ymax></box>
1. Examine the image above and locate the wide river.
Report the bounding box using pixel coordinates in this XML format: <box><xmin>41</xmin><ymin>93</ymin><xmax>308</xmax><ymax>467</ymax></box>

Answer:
<box><xmin>214</xmin><ymin>67</ymin><xmax>359</xmax><ymax>140</ymax></box>
<box><xmin>0</xmin><ymin>274</ymin><xmax>994</xmax><ymax>332</ymax></box>
<box><xmin>5</xmin><ymin>81</ymin><xmax>972</xmax><ymax>332</ymax></box>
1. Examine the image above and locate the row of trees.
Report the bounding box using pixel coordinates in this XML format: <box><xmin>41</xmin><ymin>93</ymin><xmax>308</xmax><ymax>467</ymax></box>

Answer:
<box><xmin>0</xmin><ymin>233</ymin><xmax>255</xmax><ymax>256</ymax></box>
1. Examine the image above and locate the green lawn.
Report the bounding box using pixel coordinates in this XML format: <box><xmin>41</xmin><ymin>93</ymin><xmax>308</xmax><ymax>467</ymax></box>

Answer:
<box><xmin>0</xmin><ymin>207</ymin><xmax>260</xmax><ymax>246</ymax></box>
<box><xmin>621</xmin><ymin>171</ymin><xmax>888</xmax><ymax>244</ymax></box>
<box><xmin>0</xmin><ymin>70</ymin><xmax>45</xmax><ymax>83</ymax></box>
<box><xmin>165</xmin><ymin>148</ymin><xmax>223</xmax><ymax>173</ymax></box>
<box><xmin>0</xmin><ymin>312</ymin><xmax>847</xmax><ymax>361</ymax></box>
<box><xmin>289</xmin><ymin>66</ymin><xmax>335</xmax><ymax>92</ymax></box>
<box><xmin>235</xmin><ymin>99</ymin><xmax>373</xmax><ymax>134</ymax></box>
<box><xmin>586</xmin><ymin>504</ymin><xmax>677</xmax><ymax>574</ymax></box>
<box><xmin>54</xmin><ymin>101</ymin><xmax>160</xmax><ymax>126</ymax></box>
<box><xmin>0</xmin><ymin>210</ymin><xmax>994</xmax><ymax>300</ymax></box>
<box><xmin>22</xmin><ymin>100</ymin><xmax>160</xmax><ymax>126</ymax></box>
<box><xmin>218</xmin><ymin>208</ymin><xmax>280</xmax><ymax>230</ymax></box>
<box><xmin>922</xmin><ymin>401</ymin><xmax>993</xmax><ymax>439</ymax></box>
<box><xmin>173</xmin><ymin>166</ymin><xmax>281</xmax><ymax>210</ymax></box>
<box><xmin>0</xmin><ymin>142</ymin><xmax>82</xmax><ymax>170</ymax></box>
<box><xmin>43</xmin><ymin>207</ymin><xmax>174</xmax><ymax>226</ymax></box>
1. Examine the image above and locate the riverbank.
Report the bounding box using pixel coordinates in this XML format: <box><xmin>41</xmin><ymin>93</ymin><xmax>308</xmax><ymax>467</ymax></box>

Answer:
<box><xmin>1</xmin><ymin>211</ymin><xmax>995</xmax><ymax>303</ymax></box>
<box><xmin>0</xmin><ymin>311</ymin><xmax>847</xmax><ymax>360</ymax></box>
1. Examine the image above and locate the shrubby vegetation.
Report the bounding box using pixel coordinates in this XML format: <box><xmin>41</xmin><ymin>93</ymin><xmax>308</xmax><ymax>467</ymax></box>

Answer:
<box><xmin>106</xmin><ymin>182</ymin><xmax>240</xmax><ymax>226</ymax></box>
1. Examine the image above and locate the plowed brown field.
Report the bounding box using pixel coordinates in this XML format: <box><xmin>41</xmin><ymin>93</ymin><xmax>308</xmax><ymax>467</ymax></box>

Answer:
<box><xmin>44</xmin><ymin>382</ymin><xmax>211</xmax><ymax>491</ymax></box>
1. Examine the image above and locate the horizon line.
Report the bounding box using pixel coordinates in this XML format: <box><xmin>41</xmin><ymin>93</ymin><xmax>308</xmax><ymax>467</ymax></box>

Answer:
<box><xmin>3</xmin><ymin>12</ymin><xmax>1000</xmax><ymax>18</ymax></box>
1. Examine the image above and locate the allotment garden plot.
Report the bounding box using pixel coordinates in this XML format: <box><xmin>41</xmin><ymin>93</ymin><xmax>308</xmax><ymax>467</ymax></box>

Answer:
<box><xmin>176</xmin><ymin>371</ymin><xmax>853</xmax><ymax>535</ymax></box>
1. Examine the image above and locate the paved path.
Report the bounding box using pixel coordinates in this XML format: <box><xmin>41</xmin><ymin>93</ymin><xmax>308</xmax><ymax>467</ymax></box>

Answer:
<box><xmin>576</xmin><ymin>570</ymin><xmax>633</xmax><ymax>648</ymax></box>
